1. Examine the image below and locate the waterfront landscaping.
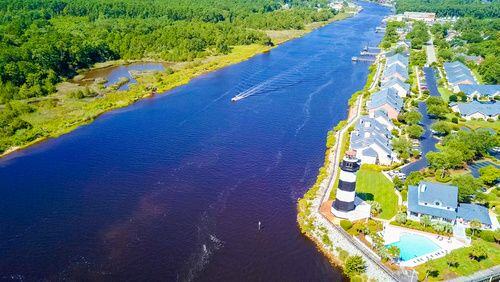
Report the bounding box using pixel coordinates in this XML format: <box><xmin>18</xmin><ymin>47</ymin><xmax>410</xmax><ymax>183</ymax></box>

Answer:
<box><xmin>301</xmin><ymin>1</ymin><xmax>500</xmax><ymax>279</ymax></box>
<box><xmin>415</xmin><ymin>240</ymin><xmax>499</xmax><ymax>281</ymax></box>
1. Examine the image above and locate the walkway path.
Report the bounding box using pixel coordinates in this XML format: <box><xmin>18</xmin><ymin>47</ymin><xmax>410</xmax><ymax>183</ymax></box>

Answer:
<box><xmin>309</xmin><ymin>56</ymin><xmax>412</xmax><ymax>282</ymax></box>
<box><xmin>426</xmin><ymin>38</ymin><xmax>437</xmax><ymax>66</ymax></box>
<box><xmin>321</xmin><ymin>54</ymin><xmax>382</xmax><ymax>204</ymax></box>
<box><xmin>447</xmin><ymin>265</ymin><xmax>500</xmax><ymax>282</ymax></box>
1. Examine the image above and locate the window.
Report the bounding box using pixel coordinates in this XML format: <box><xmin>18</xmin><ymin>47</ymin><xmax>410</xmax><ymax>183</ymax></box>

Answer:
<box><xmin>435</xmin><ymin>201</ymin><xmax>441</xmax><ymax>206</ymax></box>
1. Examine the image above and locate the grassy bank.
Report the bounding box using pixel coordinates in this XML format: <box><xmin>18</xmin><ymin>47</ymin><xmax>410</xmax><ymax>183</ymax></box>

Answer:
<box><xmin>1</xmin><ymin>12</ymin><xmax>353</xmax><ymax>158</ymax></box>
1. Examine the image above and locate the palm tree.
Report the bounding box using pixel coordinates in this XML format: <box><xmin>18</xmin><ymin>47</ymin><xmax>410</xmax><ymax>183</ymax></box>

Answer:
<box><xmin>469</xmin><ymin>219</ymin><xmax>482</xmax><ymax>236</ymax></box>
<box><xmin>420</xmin><ymin>215</ymin><xmax>432</xmax><ymax>228</ymax></box>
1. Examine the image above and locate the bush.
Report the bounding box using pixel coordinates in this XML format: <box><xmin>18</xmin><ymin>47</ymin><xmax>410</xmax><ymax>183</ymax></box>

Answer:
<box><xmin>479</xmin><ymin>230</ymin><xmax>497</xmax><ymax>242</ymax></box>
<box><xmin>469</xmin><ymin>229</ymin><xmax>500</xmax><ymax>243</ymax></box>
<box><xmin>401</xmin><ymin>189</ymin><xmax>408</xmax><ymax>201</ymax></box>
<box><xmin>336</xmin><ymin>247</ymin><xmax>349</xmax><ymax>262</ymax></box>
<box><xmin>469</xmin><ymin>243</ymin><xmax>488</xmax><ymax>261</ymax></box>
<box><xmin>344</xmin><ymin>255</ymin><xmax>366</xmax><ymax>277</ymax></box>
<box><xmin>435</xmin><ymin>169</ymin><xmax>452</xmax><ymax>182</ymax></box>
<box><xmin>451</xmin><ymin>117</ymin><xmax>458</xmax><ymax>124</ymax></box>
<box><xmin>340</xmin><ymin>220</ymin><xmax>353</xmax><ymax>231</ymax></box>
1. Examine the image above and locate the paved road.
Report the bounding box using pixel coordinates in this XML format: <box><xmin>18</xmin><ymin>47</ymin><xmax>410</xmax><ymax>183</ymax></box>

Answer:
<box><xmin>401</xmin><ymin>102</ymin><xmax>439</xmax><ymax>174</ymax></box>
<box><xmin>426</xmin><ymin>41</ymin><xmax>437</xmax><ymax>66</ymax></box>
<box><xmin>469</xmin><ymin>161</ymin><xmax>500</xmax><ymax>178</ymax></box>
<box><xmin>423</xmin><ymin>67</ymin><xmax>441</xmax><ymax>97</ymax></box>
<box><xmin>401</xmin><ymin>66</ymin><xmax>442</xmax><ymax>174</ymax></box>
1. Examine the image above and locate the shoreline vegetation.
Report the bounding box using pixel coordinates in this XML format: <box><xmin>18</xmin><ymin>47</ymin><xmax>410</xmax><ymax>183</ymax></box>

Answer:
<box><xmin>297</xmin><ymin>49</ymin><xmax>379</xmax><ymax>278</ymax></box>
<box><xmin>0</xmin><ymin>11</ymin><xmax>354</xmax><ymax>158</ymax></box>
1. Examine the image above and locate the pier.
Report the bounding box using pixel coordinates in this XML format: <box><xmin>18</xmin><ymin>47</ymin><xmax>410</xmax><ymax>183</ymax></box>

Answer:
<box><xmin>352</xmin><ymin>56</ymin><xmax>376</xmax><ymax>62</ymax></box>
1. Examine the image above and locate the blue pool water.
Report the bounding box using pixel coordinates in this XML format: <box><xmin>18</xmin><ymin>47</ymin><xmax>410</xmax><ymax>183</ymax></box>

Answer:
<box><xmin>387</xmin><ymin>233</ymin><xmax>441</xmax><ymax>261</ymax></box>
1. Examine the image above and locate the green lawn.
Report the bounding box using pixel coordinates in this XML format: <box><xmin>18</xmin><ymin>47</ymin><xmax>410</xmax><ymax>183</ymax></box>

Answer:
<box><xmin>356</xmin><ymin>166</ymin><xmax>398</xmax><ymax>220</ymax></box>
<box><xmin>415</xmin><ymin>240</ymin><xmax>500</xmax><ymax>281</ymax></box>
<box><xmin>461</xmin><ymin>119</ymin><xmax>500</xmax><ymax>132</ymax></box>
<box><xmin>438</xmin><ymin>86</ymin><xmax>453</xmax><ymax>102</ymax></box>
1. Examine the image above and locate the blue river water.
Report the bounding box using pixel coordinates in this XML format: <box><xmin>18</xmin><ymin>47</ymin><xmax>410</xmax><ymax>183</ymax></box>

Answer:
<box><xmin>0</xmin><ymin>3</ymin><xmax>389</xmax><ymax>281</ymax></box>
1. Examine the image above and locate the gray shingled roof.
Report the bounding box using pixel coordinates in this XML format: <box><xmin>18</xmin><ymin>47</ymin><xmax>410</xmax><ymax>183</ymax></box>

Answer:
<box><xmin>444</xmin><ymin>61</ymin><xmax>477</xmax><ymax>85</ymax></box>
<box><xmin>368</xmin><ymin>88</ymin><xmax>404</xmax><ymax>111</ymax></box>
<box><xmin>408</xmin><ymin>183</ymin><xmax>458</xmax><ymax>221</ymax></box>
<box><xmin>350</xmin><ymin>116</ymin><xmax>393</xmax><ymax>157</ymax></box>
<box><xmin>458</xmin><ymin>84</ymin><xmax>500</xmax><ymax>98</ymax></box>
<box><xmin>455</xmin><ymin>101</ymin><xmax>499</xmax><ymax>117</ymax></box>
<box><xmin>457</xmin><ymin>203</ymin><xmax>492</xmax><ymax>225</ymax></box>
<box><xmin>384</xmin><ymin>64</ymin><xmax>409</xmax><ymax>81</ymax></box>
<box><xmin>362</xmin><ymin>147</ymin><xmax>378</xmax><ymax>157</ymax></box>
<box><xmin>382</xmin><ymin>77</ymin><xmax>410</xmax><ymax>92</ymax></box>
<box><xmin>374</xmin><ymin>109</ymin><xmax>395</xmax><ymax>127</ymax></box>
<box><xmin>386</xmin><ymin>53</ymin><xmax>409</xmax><ymax>68</ymax></box>
<box><xmin>417</xmin><ymin>181</ymin><xmax>458</xmax><ymax>207</ymax></box>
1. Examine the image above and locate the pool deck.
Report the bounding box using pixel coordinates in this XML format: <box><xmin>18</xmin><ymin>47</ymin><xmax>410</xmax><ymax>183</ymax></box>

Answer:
<box><xmin>381</xmin><ymin>224</ymin><xmax>466</xmax><ymax>267</ymax></box>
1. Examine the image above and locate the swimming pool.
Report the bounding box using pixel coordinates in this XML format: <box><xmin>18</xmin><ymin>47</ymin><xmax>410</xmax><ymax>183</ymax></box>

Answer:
<box><xmin>386</xmin><ymin>233</ymin><xmax>441</xmax><ymax>261</ymax></box>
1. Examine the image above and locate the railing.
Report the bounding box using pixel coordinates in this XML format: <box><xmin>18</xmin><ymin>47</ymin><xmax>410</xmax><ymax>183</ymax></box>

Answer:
<box><xmin>318</xmin><ymin>212</ymin><xmax>410</xmax><ymax>282</ymax></box>
<box><xmin>446</xmin><ymin>265</ymin><xmax>500</xmax><ymax>282</ymax></box>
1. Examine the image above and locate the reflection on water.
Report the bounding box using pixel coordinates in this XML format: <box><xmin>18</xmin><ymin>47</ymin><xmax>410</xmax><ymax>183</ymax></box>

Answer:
<box><xmin>78</xmin><ymin>62</ymin><xmax>167</xmax><ymax>90</ymax></box>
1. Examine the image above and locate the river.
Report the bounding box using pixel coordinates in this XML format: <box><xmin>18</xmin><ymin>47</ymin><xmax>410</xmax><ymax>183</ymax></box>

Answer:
<box><xmin>0</xmin><ymin>2</ymin><xmax>389</xmax><ymax>281</ymax></box>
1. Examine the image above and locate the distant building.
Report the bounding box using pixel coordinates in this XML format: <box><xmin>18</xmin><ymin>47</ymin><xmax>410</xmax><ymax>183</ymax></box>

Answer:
<box><xmin>450</xmin><ymin>101</ymin><xmax>499</xmax><ymax>120</ymax></box>
<box><xmin>457</xmin><ymin>84</ymin><xmax>500</xmax><ymax>100</ymax></box>
<box><xmin>350</xmin><ymin>116</ymin><xmax>396</xmax><ymax>165</ymax></box>
<box><xmin>445</xmin><ymin>30</ymin><xmax>459</xmax><ymax>42</ymax></box>
<box><xmin>444</xmin><ymin>61</ymin><xmax>477</xmax><ymax>90</ymax></box>
<box><xmin>328</xmin><ymin>2</ymin><xmax>344</xmax><ymax>11</ymax></box>
<box><xmin>367</xmin><ymin>88</ymin><xmax>404</xmax><ymax>119</ymax></box>
<box><xmin>462</xmin><ymin>54</ymin><xmax>484</xmax><ymax>65</ymax></box>
<box><xmin>407</xmin><ymin>181</ymin><xmax>493</xmax><ymax>229</ymax></box>
<box><xmin>403</xmin><ymin>12</ymin><xmax>436</xmax><ymax>24</ymax></box>
<box><xmin>395</xmin><ymin>40</ymin><xmax>411</xmax><ymax>50</ymax></box>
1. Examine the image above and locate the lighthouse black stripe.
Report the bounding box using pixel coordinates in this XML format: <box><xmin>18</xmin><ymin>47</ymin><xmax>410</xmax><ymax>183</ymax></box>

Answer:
<box><xmin>340</xmin><ymin>161</ymin><xmax>360</xmax><ymax>172</ymax></box>
<box><xmin>333</xmin><ymin>199</ymin><xmax>355</xmax><ymax>212</ymax></box>
<box><xmin>337</xmin><ymin>180</ymin><xmax>356</xmax><ymax>192</ymax></box>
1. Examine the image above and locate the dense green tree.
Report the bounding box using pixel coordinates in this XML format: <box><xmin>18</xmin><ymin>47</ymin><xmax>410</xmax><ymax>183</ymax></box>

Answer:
<box><xmin>399</xmin><ymin>110</ymin><xmax>422</xmax><ymax>125</ymax></box>
<box><xmin>407</xmin><ymin>124</ymin><xmax>424</xmax><ymax>139</ymax></box>
<box><xmin>392</xmin><ymin>137</ymin><xmax>413</xmax><ymax>160</ymax></box>
<box><xmin>396</xmin><ymin>0</ymin><xmax>500</xmax><ymax>19</ymax></box>
<box><xmin>406</xmin><ymin>21</ymin><xmax>429</xmax><ymax>50</ymax></box>
<box><xmin>452</xmin><ymin>174</ymin><xmax>483</xmax><ymax>203</ymax></box>
<box><xmin>405</xmin><ymin>171</ymin><xmax>424</xmax><ymax>188</ymax></box>
<box><xmin>478</xmin><ymin>55</ymin><xmax>499</xmax><ymax>84</ymax></box>
<box><xmin>410</xmin><ymin>50</ymin><xmax>426</xmax><ymax>67</ymax></box>
<box><xmin>431</xmin><ymin>121</ymin><xmax>452</xmax><ymax>136</ymax></box>
<box><xmin>479</xmin><ymin>165</ymin><xmax>500</xmax><ymax>186</ymax></box>
<box><xmin>0</xmin><ymin>0</ymin><xmax>336</xmax><ymax>105</ymax></box>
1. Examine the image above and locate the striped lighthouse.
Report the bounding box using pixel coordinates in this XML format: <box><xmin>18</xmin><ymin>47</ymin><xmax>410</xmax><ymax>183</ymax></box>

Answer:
<box><xmin>331</xmin><ymin>150</ymin><xmax>361</xmax><ymax>218</ymax></box>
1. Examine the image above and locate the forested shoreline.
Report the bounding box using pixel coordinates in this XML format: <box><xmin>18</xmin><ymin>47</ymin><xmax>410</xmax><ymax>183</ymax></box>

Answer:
<box><xmin>395</xmin><ymin>0</ymin><xmax>500</xmax><ymax>18</ymax></box>
<box><xmin>0</xmin><ymin>0</ymin><xmax>341</xmax><ymax>154</ymax></box>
